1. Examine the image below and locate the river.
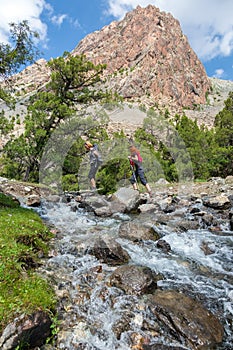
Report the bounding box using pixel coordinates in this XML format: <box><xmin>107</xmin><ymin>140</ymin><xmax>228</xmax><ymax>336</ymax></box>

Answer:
<box><xmin>37</xmin><ymin>192</ymin><xmax>233</xmax><ymax>350</ymax></box>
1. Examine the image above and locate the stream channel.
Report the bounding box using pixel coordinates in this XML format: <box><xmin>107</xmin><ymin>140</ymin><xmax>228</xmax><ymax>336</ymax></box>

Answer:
<box><xmin>35</xmin><ymin>192</ymin><xmax>233</xmax><ymax>350</ymax></box>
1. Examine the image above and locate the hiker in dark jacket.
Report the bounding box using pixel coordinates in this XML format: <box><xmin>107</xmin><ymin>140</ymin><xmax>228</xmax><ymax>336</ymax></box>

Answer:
<box><xmin>84</xmin><ymin>141</ymin><xmax>102</xmax><ymax>190</ymax></box>
<box><xmin>128</xmin><ymin>145</ymin><xmax>152</xmax><ymax>197</ymax></box>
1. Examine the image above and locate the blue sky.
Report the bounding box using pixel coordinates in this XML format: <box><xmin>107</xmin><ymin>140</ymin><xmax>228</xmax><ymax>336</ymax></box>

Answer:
<box><xmin>0</xmin><ymin>0</ymin><xmax>233</xmax><ymax>81</ymax></box>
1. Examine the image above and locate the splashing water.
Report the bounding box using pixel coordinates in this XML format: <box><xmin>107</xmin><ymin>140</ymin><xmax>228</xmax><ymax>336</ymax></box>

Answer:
<box><xmin>38</xmin><ymin>199</ymin><xmax>233</xmax><ymax>350</ymax></box>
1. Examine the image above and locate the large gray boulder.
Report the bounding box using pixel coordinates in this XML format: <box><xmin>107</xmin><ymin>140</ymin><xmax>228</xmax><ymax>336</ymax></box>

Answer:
<box><xmin>202</xmin><ymin>194</ymin><xmax>231</xmax><ymax>209</ymax></box>
<box><xmin>147</xmin><ymin>290</ymin><xmax>224</xmax><ymax>349</ymax></box>
<box><xmin>111</xmin><ymin>187</ymin><xmax>145</xmax><ymax>212</ymax></box>
<box><xmin>0</xmin><ymin>311</ymin><xmax>52</xmax><ymax>350</ymax></box>
<box><xmin>118</xmin><ymin>221</ymin><xmax>160</xmax><ymax>242</ymax></box>
<box><xmin>90</xmin><ymin>236</ymin><xmax>130</xmax><ymax>266</ymax></box>
<box><xmin>109</xmin><ymin>265</ymin><xmax>163</xmax><ymax>295</ymax></box>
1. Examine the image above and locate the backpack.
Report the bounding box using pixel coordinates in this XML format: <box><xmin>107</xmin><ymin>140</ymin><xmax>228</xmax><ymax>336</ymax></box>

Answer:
<box><xmin>136</xmin><ymin>151</ymin><xmax>143</xmax><ymax>163</ymax></box>
<box><xmin>93</xmin><ymin>144</ymin><xmax>103</xmax><ymax>165</ymax></box>
<box><xmin>130</xmin><ymin>151</ymin><xmax>142</xmax><ymax>166</ymax></box>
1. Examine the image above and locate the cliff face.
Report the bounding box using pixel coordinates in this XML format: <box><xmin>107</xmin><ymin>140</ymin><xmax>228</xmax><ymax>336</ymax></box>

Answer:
<box><xmin>73</xmin><ymin>5</ymin><xmax>211</xmax><ymax>110</ymax></box>
<box><xmin>1</xmin><ymin>4</ymin><xmax>215</xmax><ymax>121</ymax></box>
<box><xmin>3</xmin><ymin>58</ymin><xmax>50</xmax><ymax>95</ymax></box>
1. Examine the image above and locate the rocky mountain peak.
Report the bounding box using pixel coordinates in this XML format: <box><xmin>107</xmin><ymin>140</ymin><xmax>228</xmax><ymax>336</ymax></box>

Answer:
<box><xmin>73</xmin><ymin>4</ymin><xmax>211</xmax><ymax>111</ymax></box>
<box><xmin>2</xmin><ymin>4</ymin><xmax>232</xmax><ymax>135</ymax></box>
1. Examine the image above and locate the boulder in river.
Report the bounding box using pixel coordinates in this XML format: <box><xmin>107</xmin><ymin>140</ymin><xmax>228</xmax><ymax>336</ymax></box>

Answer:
<box><xmin>109</xmin><ymin>265</ymin><xmax>163</xmax><ymax>295</ymax></box>
<box><xmin>90</xmin><ymin>236</ymin><xmax>130</xmax><ymax>265</ymax></box>
<box><xmin>146</xmin><ymin>289</ymin><xmax>224</xmax><ymax>349</ymax></box>
<box><xmin>0</xmin><ymin>311</ymin><xmax>52</xmax><ymax>350</ymax></box>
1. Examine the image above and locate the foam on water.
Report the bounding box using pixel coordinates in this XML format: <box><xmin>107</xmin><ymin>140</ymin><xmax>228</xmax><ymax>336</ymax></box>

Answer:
<box><xmin>39</xmin><ymin>199</ymin><xmax>233</xmax><ymax>349</ymax></box>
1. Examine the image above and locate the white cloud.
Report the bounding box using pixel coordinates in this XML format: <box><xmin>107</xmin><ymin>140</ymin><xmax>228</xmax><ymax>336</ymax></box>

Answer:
<box><xmin>214</xmin><ymin>68</ymin><xmax>224</xmax><ymax>78</ymax></box>
<box><xmin>51</xmin><ymin>14</ymin><xmax>67</xmax><ymax>27</ymax></box>
<box><xmin>106</xmin><ymin>0</ymin><xmax>233</xmax><ymax>61</ymax></box>
<box><xmin>71</xmin><ymin>19</ymin><xmax>81</xmax><ymax>29</ymax></box>
<box><xmin>0</xmin><ymin>0</ymin><xmax>70</xmax><ymax>48</ymax></box>
<box><xmin>0</xmin><ymin>0</ymin><xmax>48</xmax><ymax>43</ymax></box>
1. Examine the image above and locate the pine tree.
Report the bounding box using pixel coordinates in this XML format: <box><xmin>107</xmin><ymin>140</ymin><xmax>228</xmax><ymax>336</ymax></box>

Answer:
<box><xmin>1</xmin><ymin>53</ymin><xmax>114</xmax><ymax>182</ymax></box>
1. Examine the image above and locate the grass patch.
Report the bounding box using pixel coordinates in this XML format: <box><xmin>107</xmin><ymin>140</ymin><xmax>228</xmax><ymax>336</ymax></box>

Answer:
<box><xmin>0</xmin><ymin>192</ymin><xmax>20</xmax><ymax>208</ymax></box>
<box><xmin>0</xmin><ymin>192</ymin><xmax>57</xmax><ymax>331</ymax></box>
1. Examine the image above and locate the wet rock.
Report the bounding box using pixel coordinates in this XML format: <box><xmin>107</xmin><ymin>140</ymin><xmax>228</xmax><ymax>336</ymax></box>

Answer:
<box><xmin>112</xmin><ymin>313</ymin><xmax>133</xmax><ymax>339</ymax></box>
<box><xmin>129</xmin><ymin>332</ymin><xmax>151</xmax><ymax>349</ymax></box>
<box><xmin>0</xmin><ymin>176</ymin><xmax>8</xmax><ymax>184</ymax></box>
<box><xmin>138</xmin><ymin>203</ymin><xmax>157</xmax><ymax>213</ymax></box>
<box><xmin>154</xmin><ymin>196</ymin><xmax>173</xmax><ymax>211</ymax></box>
<box><xmin>156</xmin><ymin>239</ymin><xmax>171</xmax><ymax>253</ymax></box>
<box><xmin>90</xmin><ymin>237</ymin><xmax>130</xmax><ymax>265</ymax></box>
<box><xmin>209</xmin><ymin>226</ymin><xmax>224</xmax><ymax>235</ymax></box>
<box><xmin>81</xmin><ymin>195</ymin><xmax>111</xmax><ymax>214</ymax></box>
<box><xmin>147</xmin><ymin>290</ymin><xmax>224</xmax><ymax>350</ymax></box>
<box><xmin>153</xmin><ymin>213</ymin><xmax>172</xmax><ymax>225</ymax></box>
<box><xmin>169</xmin><ymin>207</ymin><xmax>188</xmax><ymax>218</ymax></box>
<box><xmin>94</xmin><ymin>205</ymin><xmax>113</xmax><ymax>217</ymax></box>
<box><xmin>142</xmin><ymin>344</ymin><xmax>186</xmax><ymax>349</ymax></box>
<box><xmin>201</xmin><ymin>213</ymin><xmax>216</xmax><ymax>227</ymax></box>
<box><xmin>190</xmin><ymin>207</ymin><xmax>202</xmax><ymax>214</ymax></box>
<box><xmin>118</xmin><ymin>221</ymin><xmax>160</xmax><ymax>242</ymax></box>
<box><xmin>200</xmin><ymin>241</ymin><xmax>215</xmax><ymax>255</ymax></box>
<box><xmin>229</xmin><ymin>209</ymin><xmax>233</xmax><ymax>231</ymax></box>
<box><xmin>0</xmin><ymin>311</ymin><xmax>52</xmax><ymax>350</ymax></box>
<box><xmin>111</xmin><ymin>187</ymin><xmax>144</xmax><ymax>212</ymax></box>
<box><xmin>208</xmin><ymin>177</ymin><xmax>225</xmax><ymax>185</ymax></box>
<box><xmin>202</xmin><ymin>195</ymin><xmax>231</xmax><ymax>210</ymax></box>
<box><xmin>109</xmin><ymin>265</ymin><xmax>162</xmax><ymax>295</ymax></box>
<box><xmin>225</xmin><ymin>175</ymin><xmax>233</xmax><ymax>184</ymax></box>
<box><xmin>230</xmin><ymin>219</ymin><xmax>233</xmax><ymax>231</ymax></box>
<box><xmin>175</xmin><ymin>219</ymin><xmax>200</xmax><ymax>232</ymax></box>
<box><xmin>67</xmin><ymin>202</ymin><xmax>79</xmax><ymax>212</ymax></box>
<box><xmin>26</xmin><ymin>194</ymin><xmax>41</xmax><ymax>207</ymax></box>
<box><xmin>228</xmin><ymin>194</ymin><xmax>233</xmax><ymax>206</ymax></box>
<box><xmin>80</xmin><ymin>193</ymin><xmax>129</xmax><ymax>216</ymax></box>
<box><xmin>109</xmin><ymin>199</ymin><xmax>127</xmax><ymax>214</ymax></box>
<box><xmin>163</xmin><ymin>204</ymin><xmax>176</xmax><ymax>213</ymax></box>
<box><xmin>46</xmin><ymin>194</ymin><xmax>61</xmax><ymax>203</ymax></box>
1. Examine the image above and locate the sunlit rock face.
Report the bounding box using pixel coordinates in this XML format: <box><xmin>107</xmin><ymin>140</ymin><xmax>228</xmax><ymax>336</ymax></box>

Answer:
<box><xmin>73</xmin><ymin>4</ymin><xmax>211</xmax><ymax>111</ymax></box>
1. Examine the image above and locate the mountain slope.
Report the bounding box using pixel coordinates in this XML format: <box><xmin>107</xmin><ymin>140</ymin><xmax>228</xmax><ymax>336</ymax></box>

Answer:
<box><xmin>1</xmin><ymin>4</ymin><xmax>233</xmax><ymax>135</ymax></box>
<box><xmin>73</xmin><ymin>5</ymin><xmax>210</xmax><ymax>112</ymax></box>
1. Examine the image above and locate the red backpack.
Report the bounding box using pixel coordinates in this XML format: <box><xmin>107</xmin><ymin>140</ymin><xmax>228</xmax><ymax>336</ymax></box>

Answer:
<box><xmin>130</xmin><ymin>151</ymin><xmax>142</xmax><ymax>166</ymax></box>
<box><xmin>136</xmin><ymin>151</ymin><xmax>143</xmax><ymax>162</ymax></box>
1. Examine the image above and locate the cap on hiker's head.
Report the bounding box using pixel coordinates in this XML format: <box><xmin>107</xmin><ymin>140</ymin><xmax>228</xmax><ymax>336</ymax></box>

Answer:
<box><xmin>85</xmin><ymin>141</ymin><xmax>93</xmax><ymax>148</ymax></box>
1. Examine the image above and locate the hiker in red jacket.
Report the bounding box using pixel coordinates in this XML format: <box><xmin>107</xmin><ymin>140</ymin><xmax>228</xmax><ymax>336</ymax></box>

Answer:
<box><xmin>128</xmin><ymin>145</ymin><xmax>152</xmax><ymax>197</ymax></box>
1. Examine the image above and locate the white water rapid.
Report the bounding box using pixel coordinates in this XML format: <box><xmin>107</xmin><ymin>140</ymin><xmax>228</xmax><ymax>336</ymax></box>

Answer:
<box><xmin>37</xmin><ymin>197</ymin><xmax>233</xmax><ymax>350</ymax></box>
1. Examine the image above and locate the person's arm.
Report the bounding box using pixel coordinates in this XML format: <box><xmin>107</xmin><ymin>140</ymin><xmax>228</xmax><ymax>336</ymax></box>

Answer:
<box><xmin>93</xmin><ymin>149</ymin><xmax>102</xmax><ymax>163</ymax></box>
<box><xmin>130</xmin><ymin>153</ymin><xmax>139</xmax><ymax>162</ymax></box>
<box><xmin>93</xmin><ymin>149</ymin><xmax>99</xmax><ymax>158</ymax></box>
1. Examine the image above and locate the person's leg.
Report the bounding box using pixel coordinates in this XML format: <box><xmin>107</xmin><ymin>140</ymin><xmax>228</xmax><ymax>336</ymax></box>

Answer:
<box><xmin>90</xmin><ymin>177</ymin><xmax>96</xmax><ymax>189</ymax></box>
<box><xmin>88</xmin><ymin>164</ymin><xmax>97</xmax><ymax>189</ymax></box>
<box><xmin>145</xmin><ymin>182</ymin><xmax>152</xmax><ymax>196</ymax></box>
<box><xmin>138</xmin><ymin>167</ymin><xmax>152</xmax><ymax>196</ymax></box>
<box><xmin>130</xmin><ymin>173</ymin><xmax>139</xmax><ymax>190</ymax></box>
